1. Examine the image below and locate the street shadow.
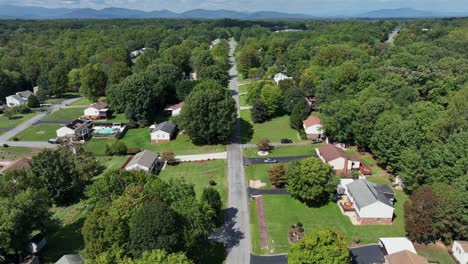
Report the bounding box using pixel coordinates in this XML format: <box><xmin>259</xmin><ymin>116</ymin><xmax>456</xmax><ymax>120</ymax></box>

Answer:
<box><xmin>240</xmin><ymin>118</ymin><xmax>253</xmax><ymax>144</ymax></box>
<box><xmin>223</xmin><ymin>207</ymin><xmax>245</xmax><ymax>254</ymax></box>
<box><xmin>230</xmin><ymin>89</ymin><xmax>238</xmax><ymax>96</ymax></box>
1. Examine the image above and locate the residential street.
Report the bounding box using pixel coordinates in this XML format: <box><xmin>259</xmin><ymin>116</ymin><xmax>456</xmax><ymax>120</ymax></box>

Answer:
<box><xmin>0</xmin><ymin>97</ymin><xmax>82</xmax><ymax>147</ymax></box>
<box><xmin>226</xmin><ymin>38</ymin><xmax>251</xmax><ymax>264</ymax></box>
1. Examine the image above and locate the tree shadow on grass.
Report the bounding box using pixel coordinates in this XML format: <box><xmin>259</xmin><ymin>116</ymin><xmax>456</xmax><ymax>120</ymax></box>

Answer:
<box><xmin>43</xmin><ymin>218</ymin><xmax>85</xmax><ymax>263</ymax></box>
<box><xmin>240</xmin><ymin>118</ymin><xmax>253</xmax><ymax>144</ymax></box>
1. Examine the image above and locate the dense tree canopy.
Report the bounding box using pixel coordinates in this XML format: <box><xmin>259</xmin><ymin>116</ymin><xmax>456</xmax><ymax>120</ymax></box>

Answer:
<box><xmin>179</xmin><ymin>80</ymin><xmax>237</xmax><ymax>145</ymax></box>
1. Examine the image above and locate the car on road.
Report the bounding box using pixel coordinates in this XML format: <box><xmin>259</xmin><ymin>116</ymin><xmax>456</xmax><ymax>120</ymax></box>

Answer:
<box><xmin>312</xmin><ymin>139</ymin><xmax>323</xmax><ymax>144</ymax></box>
<box><xmin>263</xmin><ymin>158</ymin><xmax>278</xmax><ymax>163</ymax></box>
<box><xmin>48</xmin><ymin>138</ymin><xmax>59</xmax><ymax>144</ymax></box>
<box><xmin>281</xmin><ymin>138</ymin><xmax>292</xmax><ymax>144</ymax></box>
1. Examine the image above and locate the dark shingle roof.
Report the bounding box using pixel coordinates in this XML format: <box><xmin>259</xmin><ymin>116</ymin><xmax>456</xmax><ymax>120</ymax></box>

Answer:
<box><xmin>347</xmin><ymin>179</ymin><xmax>395</xmax><ymax>208</ymax></box>
<box><xmin>151</xmin><ymin>121</ymin><xmax>176</xmax><ymax>134</ymax></box>
<box><xmin>350</xmin><ymin>244</ymin><xmax>385</xmax><ymax>264</ymax></box>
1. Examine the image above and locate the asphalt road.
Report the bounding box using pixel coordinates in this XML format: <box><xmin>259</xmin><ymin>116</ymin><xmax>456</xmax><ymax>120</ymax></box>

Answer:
<box><xmin>0</xmin><ymin>97</ymin><xmax>82</xmax><ymax>148</ymax></box>
<box><xmin>225</xmin><ymin>38</ymin><xmax>251</xmax><ymax>264</ymax></box>
<box><xmin>244</xmin><ymin>155</ymin><xmax>316</xmax><ymax>165</ymax></box>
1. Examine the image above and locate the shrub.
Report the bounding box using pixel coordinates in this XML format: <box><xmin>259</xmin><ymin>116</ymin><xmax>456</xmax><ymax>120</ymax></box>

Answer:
<box><xmin>127</xmin><ymin>147</ymin><xmax>141</xmax><ymax>155</ymax></box>
<box><xmin>105</xmin><ymin>141</ymin><xmax>128</xmax><ymax>156</ymax></box>
<box><xmin>12</xmin><ymin>137</ymin><xmax>19</xmax><ymax>141</ymax></box>
<box><xmin>162</xmin><ymin>151</ymin><xmax>176</xmax><ymax>165</ymax></box>
<box><xmin>297</xmin><ymin>222</ymin><xmax>303</xmax><ymax>227</ymax></box>
<box><xmin>268</xmin><ymin>164</ymin><xmax>287</xmax><ymax>188</ymax></box>
<box><xmin>298</xmin><ymin>227</ymin><xmax>305</xmax><ymax>233</ymax></box>
<box><xmin>209</xmin><ymin>180</ymin><xmax>217</xmax><ymax>186</ymax></box>
<box><xmin>27</xmin><ymin>94</ymin><xmax>41</xmax><ymax>108</ymax></box>
<box><xmin>256</xmin><ymin>138</ymin><xmax>272</xmax><ymax>151</ymax></box>
<box><xmin>2</xmin><ymin>144</ymin><xmax>8</xmax><ymax>148</ymax></box>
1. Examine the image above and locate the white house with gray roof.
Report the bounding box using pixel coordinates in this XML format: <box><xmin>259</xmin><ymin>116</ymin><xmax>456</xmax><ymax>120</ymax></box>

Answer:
<box><xmin>125</xmin><ymin>150</ymin><xmax>161</xmax><ymax>172</ymax></box>
<box><xmin>6</xmin><ymin>90</ymin><xmax>33</xmax><ymax>107</ymax></box>
<box><xmin>55</xmin><ymin>255</ymin><xmax>84</xmax><ymax>264</ymax></box>
<box><xmin>343</xmin><ymin>179</ymin><xmax>395</xmax><ymax>225</ymax></box>
<box><xmin>150</xmin><ymin>121</ymin><xmax>176</xmax><ymax>143</ymax></box>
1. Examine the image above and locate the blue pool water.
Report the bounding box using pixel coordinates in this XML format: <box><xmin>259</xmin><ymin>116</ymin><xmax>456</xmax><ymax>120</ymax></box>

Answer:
<box><xmin>96</xmin><ymin>128</ymin><xmax>115</xmax><ymax>134</ymax></box>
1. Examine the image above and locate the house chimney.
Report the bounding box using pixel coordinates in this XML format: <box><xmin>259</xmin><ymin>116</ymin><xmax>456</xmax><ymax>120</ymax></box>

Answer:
<box><xmin>344</xmin><ymin>157</ymin><xmax>349</xmax><ymax>176</ymax></box>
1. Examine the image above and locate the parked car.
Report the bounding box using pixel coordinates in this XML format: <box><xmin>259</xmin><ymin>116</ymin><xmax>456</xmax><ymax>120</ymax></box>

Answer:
<box><xmin>263</xmin><ymin>158</ymin><xmax>278</xmax><ymax>163</ymax></box>
<box><xmin>281</xmin><ymin>138</ymin><xmax>292</xmax><ymax>144</ymax></box>
<box><xmin>311</xmin><ymin>139</ymin><xmax>323</xmax><ymax>144</ymax></box>
<box><xmin>48</xmin><ymin>138</ymin><xmax>59</xmax><ymax>144</ymax></box>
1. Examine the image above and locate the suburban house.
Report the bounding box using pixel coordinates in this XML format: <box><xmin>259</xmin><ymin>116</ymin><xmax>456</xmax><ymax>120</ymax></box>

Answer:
<box><xmin>130</xmin><ymin>47</ymin><xmax>145</xmax><ymax>59</ymax></box>
<box><xmin>385</xmin><ymin>250</ymin><xmax>428</xmax><ymax>264</ymax></box>
<box><xmin>379</xmin><ymin>237</ymin><xmax>416</xmax><ymax>255</ymax></box>
<box><xmin>210</xmin><ymin>38</ymin><xmax>221</xmax><ymax>49</ymax></box>
<box><xmin>124</xmin><ymin>150</ymin><xmax>161</xmax><ymax>172</ymax></box>
<box><xmin>150</xmin><ymin>121</ymin><xmax>176</xmax><ymax>143</ymax></box>
<box><xmin>164</xmin><ymin>102</ymin><xmax>185</xmax><ymax>116</ymax></box>
<box><xmin>341</xmin><ymin>179</ymin><xmax>395</xmax><ymax>225</ymax></box>
<box><xmin>29</xmin><ymin>234</ymin><xmax>46</xmax><ymax>254</ymax></box>
<box><xmin>316</xmin><ymin>144</ymin><xmax>360</xmax><ymax>175</ymax></box>
<box><xmin>190</xmin><ymin>71</ymin><xmax>198</xmax><ymax>80</ymax></box>
<box><xmin>6</xmin><ymin>90</ymin><xmax>33</xmax><ymax>107</ymax></box>
<box><xmin>274</xmin><ymin>72</ymin><xmax>292</xmax><ymax>84</ymax></box>
<box><xmin>56</xmin><ymin>119</ymin><xmax>91</xmax><ymax>139</ymax></box>
<box><xmin>84</xmin><ymin>101</ymin><xmax>109</xmax><ymax>120</ymax></box>
<box><xmin>452</xmin><ymin>241</ymin><xmax>468</xmax><ymax>264</ymax></box>
<box><xmin>303</xmin><ymin>116</ymin><xmax>323</xmax><ymax>139</ymax></box>
<box><xmin>0</xmin><ymin>157</ymin><xmax>31</xmax><ymax>174</ymax></box>
<box><xmin>55</xmin><ymin>255</ymin><xmax>84</xmax><ymax>264</ymax></box>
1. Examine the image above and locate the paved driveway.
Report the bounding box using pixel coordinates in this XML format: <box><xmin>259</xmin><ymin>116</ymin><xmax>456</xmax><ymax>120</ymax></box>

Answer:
<box><xmin>244</xmin><ymin>155</ymin><xmax>316</xmax><ymax>165</ymax></box>
<box><xmin>251</xmin><ymin>254</ymin><xmax>287</xmax><ymax>264</ymax></box>
<box><xmin>175</xmin><ymin>152</ymin><xmax>227</xmax><ymax>162</ymax></box>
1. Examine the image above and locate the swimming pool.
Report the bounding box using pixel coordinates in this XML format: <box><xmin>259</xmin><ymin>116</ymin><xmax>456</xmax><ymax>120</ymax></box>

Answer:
<box><xmin>96</xmin><ymin>128</ymin><xmax>115</xmax><ymax>134</ymax></box>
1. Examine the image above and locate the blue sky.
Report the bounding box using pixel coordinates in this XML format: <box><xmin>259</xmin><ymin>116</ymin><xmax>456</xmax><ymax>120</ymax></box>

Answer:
<box><xmin>2</xmin><ymin>0</ymin><xmax>467</xmax><ymax>15</ymax></box>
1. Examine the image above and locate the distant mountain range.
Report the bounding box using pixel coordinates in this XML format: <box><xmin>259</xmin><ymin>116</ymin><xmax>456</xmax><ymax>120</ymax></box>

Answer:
<box><xmin>0</xmin><ymin>5</ymin><xmax>466</xmax><ymax>20</ymax></box>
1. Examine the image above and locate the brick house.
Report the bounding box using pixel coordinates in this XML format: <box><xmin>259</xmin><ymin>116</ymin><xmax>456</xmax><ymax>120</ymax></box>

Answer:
<box><xmin>84</xmin><ymin>101</ymin><xmax>109</xmax><ymax>120</ymax></box>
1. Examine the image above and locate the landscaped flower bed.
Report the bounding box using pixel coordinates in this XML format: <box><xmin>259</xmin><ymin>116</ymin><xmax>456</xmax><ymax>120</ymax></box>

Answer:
<box><xmin>288</xmin><ymin>222</ymin><xmax>305</xmax><ymax>244</ymax></box>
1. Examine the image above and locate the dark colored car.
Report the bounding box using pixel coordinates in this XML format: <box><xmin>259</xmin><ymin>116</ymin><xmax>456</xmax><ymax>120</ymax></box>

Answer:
<box><xmin>263</xmin><ymin>158</ymin><xmax>278</xmax><ymax>163</ymax></box>
<box><xmin>281</xmin><ymin>138</ymin><xmax>292</xmax><ymax>144</ymax></box>
<box><xmin>311</xmin><ymin>139</ymin><xmax>323</xmax><ymax>144</ymax></box>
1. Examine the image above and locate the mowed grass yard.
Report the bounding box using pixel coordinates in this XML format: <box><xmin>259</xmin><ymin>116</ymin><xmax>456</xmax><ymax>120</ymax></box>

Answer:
<box><xmin>245</xmin><ymin>164</ymin><xmax>274</xmax><ymax>189</ymax></box>
<box><xmin>251</xmin><ymin>189</ymin><xmax>408</xmax><ymax>255</ymax></box>
<box><xmin>240</xmin><ymin>110</ymin><xmax>301</xmax><ymax>144</ymax></box>
<box><xmin>0</xmin><ymin>146</ymin><xmax>43</xmax><ymax>160</ymax></box>
<box><xmin>159</xmin><ymin>160</ymin><xmax>227</xmax><ymax>206</ymax></box>
<box><xmin>42</xmin><ymin>107</ymin><xmax>85</xmax><ymax>121</ymax></box>
<box><xmin>83</xmin><ymin>128</ymin><xmax>226</xmax><ymax>156</ymax></box>
<box><xmin>13</xmin><ymin>124</ymin><xmax>62</xmax><ymax>141</ymax></box>
<box><xmin>416</xmin><ymin>244</ymin><xmax>455</xmax><ymax>264</ymax></box>
<box><xmin>0</xmin><ymin>112</ymin><xmax>37</xmax><ymax>128</ymax></box>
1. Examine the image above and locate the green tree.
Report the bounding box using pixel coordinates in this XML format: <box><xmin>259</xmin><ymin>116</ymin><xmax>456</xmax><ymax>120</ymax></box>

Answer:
<box><xmin>120</xmin><ymin>250</ymin><xmax>192</xmax><ymax>264</ymax></box>
<box><xmin>49</xmin><ymin>63</ymin><xmax>69</xmax><ymax>96</ymax></box>
<box><xmin>201</xmin><ymin>187</ymin><xmax>223</xmax><ymax>226</ymax></box>
<box><xmin>29</xmin><ymin>147</ymin><xmax>97</xmax><ymax>205</ymax></box>
<box><xmin>288</xmin><ymin>229</ymin><xmax>350</xmax><ymax>264</ymax></box>
<box><xmin>0</xmin><ymin>188</ymin><xmax>51</xmax><ymax>255</ymax></box>
<box><xmin>179</xmin><ymin>80</ymin><xmax>236</xmax><ymax>145</ymax></box>
<box><xmin>80</xmin><ymin>64</ymin><xmax>107</xmax><ymax>102</ymax></box>
<box><xmin>268</xmin><ymin>164</ymin><xmax>287</xmax><ymax>188</ymax></box>
<box><xmin>251</xmin><ymin>99</ymin><xmax>269</xmax><ymax>123</ymax></box>
<box><xmin>106</xmin><ymin>141</ymin><xmax>128</xmax><ymax>156</ymax></box>
<box><xmin>3</xmin><ymin>108</ymin><xmax>16</xmax><ymax>120</ymax></box>
<box><xmin>260</xmin><ymin>84</ymin><xmax>283</xmax><ymax>116</ymax></box>
<box><xmin>256</xmin><ymin>138</ymin><xmax>272</xmax><ymax>151</ymax></box>
<box><xmin>27</xmin><ymin>94</ymin><xmax>40</xmax><ymax>108</ymax></box>
<box><xmin>190</xmin><ymin>49</ymin><xmax>214</xmax><ymax>71</ymax></box>
<box><xmin>321</xmin><ymin>99</ymin><xmax>359</xmax><ymax>143</ymax></box>
<box><xmin>175</xmin><ymin>80</ymin><xmax>199</xmax><ymax>101</ymax></box>
<box><xmin>108</xmin><ymin>62</ymin><xmax>131</xmax><ymax>85</ymax></box>
<box><xmin>68</xmin><ymin>68</ymin><xmax>81</xmax><ymax>89</ymax></box>
<box><xmin>238</xmin><ymin>46</ymin><xmax>259</xmax><ymax>76</ymax></box>
<box><xmin>290</xmin><ymin>102</ymin><xmax>309</xmax><ymax>130</ymax></box>
<box><xmin>162</xmin><ymin>151</ymin><xmax>176</xmax><ymax>165</ymax></box>
<box><xmin>129</xmin><ymin>200</ymin><xmax>181</xmax><ymax>257</ymax></box>
<box><xmin>198</xmin><ymin>65</ymin><xmax>229</xmax><ymax>87</ymax></box>
<box><xmin>286</xmin><ymin>158</ymin><xmax>339</xmax><ymax>206</ymax></box>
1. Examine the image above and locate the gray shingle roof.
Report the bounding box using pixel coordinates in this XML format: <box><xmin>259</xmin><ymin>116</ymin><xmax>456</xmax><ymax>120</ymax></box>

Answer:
<box><xmin>17</xmin><ymin>90</ymin><xmax>33</xmax><ymax>98</ymax></box>
<box><xmin>55</xmin><ymin>255</ymin><xmax>84</xmax><ymax>264</ymax></box>
<box><xmin>347</xmin><ymin>179</ymin><xmax>395</xmax><ymax>209</ymax></box>
<box><xmin>151</xmin><ymin>121</ymin><xmax>176</xmax><ymax>134</ymax></box>
<box><xmin>9</xmin><ymin>94</ymin><xmax>26</xmax><ymax>102</ymax></box>
<box><xmin>126</xmin><ymin>150</ymin><xmax>159</xmax><ymax>169</ymax></box>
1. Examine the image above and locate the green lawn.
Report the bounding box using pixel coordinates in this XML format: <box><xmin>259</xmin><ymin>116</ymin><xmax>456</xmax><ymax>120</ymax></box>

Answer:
<box><xmin>13</xmin><ymin>124</ymin><xmax>62</xmax><ymax>141</ymax></box>
<box><xmin>240</xmin><ymin>110</ymin><xmax>301</xmax><ymax>144</ymax></box>
<box><xmin>159</xmin><ymin>160</ymin><xmax>227</xmax><ymax>206</ymax></box>
<box><xmin>238</xmin><ymin>85</ymin><xmax>249</xmax><ymax>94</ymax></box>
<box><xmin>245</xmin><ymin>164</ymin><xmax>274</xmax><ymax>189</ymax></box>
<box><xmin>0</xmin><ymin>112</ymin><xmax>37</xmax><ymax>128</ymax></box>
<box><xmin>0</xmin><ymin>146</ymin><xmax>43</xmax><ymax>160</ymax></box>
<box><xmin>44</xmin><ymin>202</ymin><xmax>87</xmax><ymax>263</ymax></box>
<box><xmin>239</xmin><ymin>94</ymin><xmax>249</xmax><ymax>107</ymax></box>
<box><xmin>416</xmin><ymin>245</ymin><xmax>454</xmax><ymax>264</ymax></box>
<box><xmin>345</xmin><ymin>147</ymin><xmax>387</xmax><ymax>177</ymax></box>
<box><xmin>42</xmin><ymin>108</ymin><xmax>85</xmax><ymax>121</ymax></box>
<box><xmin>96</xmin><ymin>155</ymin><xmax>131</xmax><ymax>176</ymax></box>
<box><xmin>251</xmin><ymin>191</ymin><xmax>407</xmax><ymax>255</ymax></box>
<box><xmin>69</xmin><ymin>98</ymin><xmax>91</xmax><ymax>106</ymax></box>
<box><xmin>84</xmin><ymin>128</ymin><xmax>226</xmax><ymax>157</ymax></box>
<box><xmin>243</xmin><ymin>145</ymin><xmax>316</xmax><ymax>158</ymax></box>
